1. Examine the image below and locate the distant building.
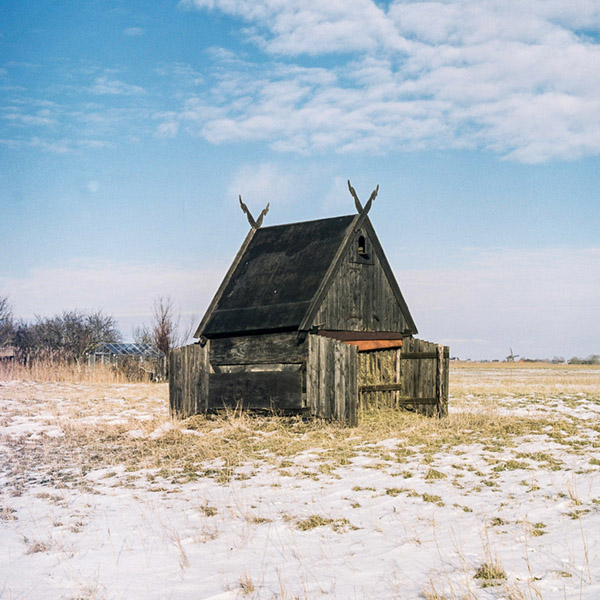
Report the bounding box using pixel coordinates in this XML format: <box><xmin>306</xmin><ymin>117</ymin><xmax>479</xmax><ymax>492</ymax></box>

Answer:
<box><xmin>89</xmin><ymin>342</ymin><xmax>166</xmax><ymax>380</ymax></box>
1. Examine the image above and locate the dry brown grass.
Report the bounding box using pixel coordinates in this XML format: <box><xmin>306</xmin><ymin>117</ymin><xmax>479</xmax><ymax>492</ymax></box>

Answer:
<box><xmin>450</xmin><ymin>361</ymin><xmax>600</xmax><ymax>398</ymax></box>
<box><xmin>1</xmin><ymin>362</ymin><xmax>599</xmax><ymax>495</ymax></box>
<box><xmin>0</xmin><ymin>359</ymin><xmax>152</xmax><ymax>384</ymax></box>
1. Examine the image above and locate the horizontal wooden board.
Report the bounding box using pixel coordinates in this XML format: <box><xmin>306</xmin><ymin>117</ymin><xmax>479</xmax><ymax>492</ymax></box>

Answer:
<box><xmin>214</xmin><ymin>363</ymin><xmax>302</xmax><ymax>373</ymax></box>
<box><xmin>359</xmin><ymin>383</ymin><xmax>404</xmax><ymax>392</ymax></box>
<box><xmin>401</xmin><ymin>350</ymin><xmax>450</xmax><ymax>359</ymax></box>
<box><xmin>396</xmin><ymin>397</ymin><xmax>438</xmax><ymax>405</ymax></box>
<box><xmin>318</xmin><ymin>330</ymin><xmax>406</xmax><ymax>341</ymax></box>
<box><xmin>208</xmin><ymin>371</ymin><xmax>303</xmax><ymax>411</ymax></box>
<box><xmin>209</xmin><ymin>332</ymin><xmax>307</xmax><ymax>365</ymax></box>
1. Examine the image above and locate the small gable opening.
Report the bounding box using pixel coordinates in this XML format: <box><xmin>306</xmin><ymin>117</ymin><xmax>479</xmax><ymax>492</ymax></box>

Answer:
<box><xmin>358</xmin><ymin>235</ymin><xmax>367</xmax><ymax>255</ymax></box>
<box><xmin>355</xmin><ymin>233</ymin><xmax>373</xmax><ymax>264</ymax></box>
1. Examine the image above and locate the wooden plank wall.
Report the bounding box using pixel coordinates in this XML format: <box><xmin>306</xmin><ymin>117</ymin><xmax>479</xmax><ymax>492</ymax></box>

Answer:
<box><xmin>401</xmin><ymin>338</ymin><xmax>449</xmax><ymax>416</ymax></box>
<box><xmin>208</xmin><ymin>332</ymin><xmax>306</xmax><ymax>412</ymax></box>
<box><xmin>358</xmin><ymin>338</ymin><xmax>449</xmax><ymax>416</ymax></box>
<box><xmin>401</xmin><ymin>338</ymin><xmax>436</xmax><ymax>416</ymax></box>
<box><xmin>170</xmin><ymin>335</ymin><xmax>447</xmax><ymax>423</ymax></box>
<box><xmin>208</xmin><ymin>370</ymin><xmax>303</xmax><ymax>411</ymax></box>
<box><xmin>169</xmin><ymin>342</ymin><xmax>209</xmax><ymax>418</ymax></box>
<box><xmin>312</xmin><ymin>225</ymin><xmax>408</xmax><ymax>333</ymax></box>
<box><xmin>307</xmin><ymin>335</ymin><xmax>358</xmax><ymax>426</ymax></box>
<box><xmin>210</xmin><ymin>332</ymin><xmax>307</xmax><ymax>365</ymax></box>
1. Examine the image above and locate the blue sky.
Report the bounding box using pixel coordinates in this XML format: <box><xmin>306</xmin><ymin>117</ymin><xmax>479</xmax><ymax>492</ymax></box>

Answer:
<box><xmin>1</xmin><ymin>0</ymin><xmax>599</xmax><ymax>360</ymax></box>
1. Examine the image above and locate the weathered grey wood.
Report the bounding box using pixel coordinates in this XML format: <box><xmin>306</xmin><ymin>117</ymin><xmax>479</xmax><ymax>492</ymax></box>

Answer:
<box><xmin>210</xmin><ymin>332</ymin><xmax>307</xmax><ymax>365</ymax></box>
<box><xmin>436</xmin><ymin>344</ymin><xmax>448</xmax><ymax>417</ymax></box>
<box><xmin>348</xmin><ymin>342</ymin><xmax>357</xmax><ymax>425</ymax></box>
<box><xmin>360</xmin><ymin>383</ymin><xmax>404</xmax><ymax>392</ymax></box>
<box><xmin>318</xmin><ymin>330</ymin><xmax>406</xmax><ymax>341</ymax></box>
<box><xmin>208</xmin><ymin>371</ymin><xmax>303</xmax><ymax>411</ymax></box>
<box><xmin>307</xmin><ymin>335</ymin><xmax>357</xmax><ymax>426</ymax></box>
<box><xmin>169</xmin><ymin>343</ymin><xmax>210</xmax><ymax>418</ymax></box>
<box><xmin>309</xmin><ymin>221</ymin><xmax>416</xmax><ymax>334</ymax></box>
<box><xmin>400</xmin><ymin>338</ymin><xmax>449</xmax><ymax>417</ymax></box>
<box><xmin>298</xmin><ymin>213</ymin><xmax>362</xmax><ymax>332</ymax></box>
<box><xmin>169</xmin><ymin>349</ymin><xmax>178</xmax><ymax>413</ymax></box>
<box><xmin>214</xmin><ymin>363</ymin><xmax>302</xmax><ymax>373</ymax></box>
<box><xmin>356</xmin><ymin>338</ymin><xmax>449</xmax><ymax>416</ymax></box>
<box><xmin>402</xmin><ymin>351</ymin><xmax>449</xmax><ymax>359</ymax></box>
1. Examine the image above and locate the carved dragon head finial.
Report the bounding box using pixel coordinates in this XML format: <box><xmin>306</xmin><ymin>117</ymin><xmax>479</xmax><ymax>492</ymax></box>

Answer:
<box><xmin>347</xmin><ymin>180</ymin><xmax>379</xmax><ymax>216</ymax></box>
<box><xmin>239</xmin><ymin>195</ymin><xmax>269</xmax><ymax>229</ymax></box>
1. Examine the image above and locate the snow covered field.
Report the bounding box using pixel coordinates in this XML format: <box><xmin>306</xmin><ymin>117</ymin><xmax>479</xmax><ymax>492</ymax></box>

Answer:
<box><xmin>1</xmin><ymin>364</ymin><xmax>599</xmax><ymax>599</ymax></box>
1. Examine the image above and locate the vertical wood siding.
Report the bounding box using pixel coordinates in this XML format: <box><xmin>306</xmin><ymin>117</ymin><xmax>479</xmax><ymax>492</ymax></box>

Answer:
<box><xmin>307</xmin><ymin>335</ymin><xmax>358</xmax><ymax>426</ymax></box>
<box><xmin>312</xmin><ymin>226</ymin><xmax>408</xmax><ymax>332</ymax></box>
<box><xmin>169</xmin><ymin>343</ymin><xmax>210</xmax><ymax>418</ymax></box>
<box><xmin>358</xmin><ymin>338</ymin><xmax>449</xmax><ymax>416</ymax></box>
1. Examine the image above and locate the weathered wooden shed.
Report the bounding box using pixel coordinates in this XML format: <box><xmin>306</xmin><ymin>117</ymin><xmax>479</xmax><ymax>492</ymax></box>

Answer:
<box><xmin>170</xmin><ymin>184</ymin><xmax>449</xmax><ymax>425</ymax></box>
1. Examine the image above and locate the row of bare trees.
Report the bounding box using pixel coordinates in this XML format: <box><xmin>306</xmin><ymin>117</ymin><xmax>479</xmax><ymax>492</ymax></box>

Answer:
<box><xmin>0</xmin><ymin>293</ymin><xmax>193</xmax><ymax>364</ymax></box>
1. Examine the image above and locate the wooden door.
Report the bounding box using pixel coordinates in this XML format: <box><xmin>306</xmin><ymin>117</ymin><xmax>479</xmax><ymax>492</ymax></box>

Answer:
<box><xmin>307</xmin><ymin>335</ymin><xmax>358</xmax><ymax>426</ymax></box>
<box><xmin>169</xmin><ymin>343</ymin><xmax>210</xmax><ymax>418</ymax></box>
<box><xmin>358</xmin><ymin>338</ymin><xmax>449</xmax><ymax>416</ymax></box>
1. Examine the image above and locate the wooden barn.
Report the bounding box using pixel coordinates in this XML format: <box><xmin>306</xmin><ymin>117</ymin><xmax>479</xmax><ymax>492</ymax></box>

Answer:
<box><xmin>170</xmin><ymin>183</ymin><xmax>449</xmax><ymax>425</ymax></box>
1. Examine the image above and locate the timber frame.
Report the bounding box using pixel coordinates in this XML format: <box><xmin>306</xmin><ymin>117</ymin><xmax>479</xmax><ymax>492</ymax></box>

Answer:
<box><xmin>170</xmin><ymin>335</ymin><xmax>448</xmax><ymax>426</ymax></box>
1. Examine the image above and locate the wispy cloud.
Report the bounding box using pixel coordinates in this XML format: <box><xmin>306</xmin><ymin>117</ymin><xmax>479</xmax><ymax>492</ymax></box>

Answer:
<box><xmin>3</xmin><ymin>3</ymin><xmax>599</xmax><ymax>162</ymax></box>
<box><xmin>3</xmin><ymin>110</ymin><xmax>56</xmax><ymax>127</ymax></box>
<box><xmin>177</xmin><ymin>0</ymin><xmax>600</xmax><ymax>162</ymax></box>
<box><xmin>124</xmin><ymin>27</ymin><xmax>144</xmax><ymax>37</ymax></box>
<box><xmin>155</xmin><ymin>62</ymin><xmax>205</xmax><ymax>86</ymax></box>
<box><xmin>88</xmin><ymin>76</ymin><xmax>146</xmax><ymax>96</ymax></box>
<box><xmin>226</xmin><ymin>162</ymin><xmax>303</xmax><ymax>205</ymax></box>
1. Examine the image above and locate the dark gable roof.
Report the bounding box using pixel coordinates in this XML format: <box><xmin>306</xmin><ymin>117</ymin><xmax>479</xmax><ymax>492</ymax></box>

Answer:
<box><xmin>201</xmin><ymin>215</ymin><xmax>355</xmax><ymax>336</ymax></box>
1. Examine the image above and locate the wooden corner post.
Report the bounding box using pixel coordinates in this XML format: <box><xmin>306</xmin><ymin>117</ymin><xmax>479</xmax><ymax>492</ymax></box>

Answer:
<box><xmin>435</xmin><ymin>344</ymin><xmax>448</xmax><ymax>417</ymax></box>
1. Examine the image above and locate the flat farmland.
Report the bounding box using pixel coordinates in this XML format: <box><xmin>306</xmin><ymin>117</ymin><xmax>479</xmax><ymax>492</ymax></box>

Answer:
<box><xmin>1</xmin><ymin>363</ymin><xmax>599</xmax><ymax>599</ymax></box>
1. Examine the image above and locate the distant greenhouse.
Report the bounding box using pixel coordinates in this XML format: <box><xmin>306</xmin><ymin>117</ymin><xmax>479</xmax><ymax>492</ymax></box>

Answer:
<box><xmin>89</xmin><ymin>342</ymin><xmax>166</xmax><ymax>380</ymax></box>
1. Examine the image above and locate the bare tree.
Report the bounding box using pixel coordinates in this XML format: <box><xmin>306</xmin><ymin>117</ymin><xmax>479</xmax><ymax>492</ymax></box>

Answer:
<box><xmin>0</xmin><ymin>294</ymin><xmax>14</xmax><ymax>347</ymax></box>
<box><xmin>12</xmin><ymin>309</ymin><xmax>121</xmax><ymax>363</ymax></box>
<box><xmin>149</xmin><ymin>296</ymin><xmax>179</xmax><ymax>355</ymax></box>
<box><xmin>132</xmin><ymin>324</ymin><xmax>152</xmax><ymax>345</ymax></box>
<box><xmin>134</xmin><ymin>297</ymin><xmax>195</xmax><ymax>354</ymax></box>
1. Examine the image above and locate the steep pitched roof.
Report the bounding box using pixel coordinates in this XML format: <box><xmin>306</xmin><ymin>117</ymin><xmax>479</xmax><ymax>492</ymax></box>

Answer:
<box><xmin>195</xmin><ymin>213</ymin><xmax>417</xmax><ymax>338</ymax></box>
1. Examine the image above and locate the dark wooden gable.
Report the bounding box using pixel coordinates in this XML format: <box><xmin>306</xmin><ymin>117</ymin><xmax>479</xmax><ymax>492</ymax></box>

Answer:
<box><xmin>197</xmin><ymin>216</ymin><xmax>355</xmax><ymax>337</ymax></box>
<box><xmin>301</xmin><ymin>216</ymin><xmax>417</xmax><ymax>335</ymax></box>
<box><xmin>196</xmin><ymin>211</ymin><xmax>417</xmax><ymax>339</ymax></box>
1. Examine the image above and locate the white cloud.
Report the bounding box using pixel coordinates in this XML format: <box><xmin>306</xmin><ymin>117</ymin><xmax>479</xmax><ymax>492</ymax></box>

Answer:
<box><xmin>124</xmin><ymin>27</ymin><xmax>144</xmax><ymax>36</ymax></box>
<box><xmin>178</xmin><ymin>0</ymin><xmax>600</xmax><ymax>162</ymax></box>
<box><xmin>155</xmin><ymin>62</ymin><xmax>204</xmax><ymax>86</ymax></box>
<box><xmin>89</xmin><ymin>76</ymin><xmax>145</xmax><ymax>96</ymax></box>
<box><xmin>226</xmin><ymin>162</ymin><xmax>301</xmax><ymax>206</ymax></box>
<box><xmin>155</xmin><ymin>120</ymin><xmax>179</xmax><ymax>138</ymax></box>
<box><xmin>3</xmin><ymin>111</ymin><xmax>56</xmax><ymax>127</ymax></box>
